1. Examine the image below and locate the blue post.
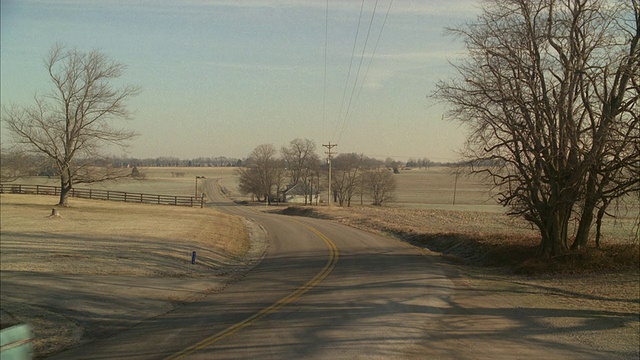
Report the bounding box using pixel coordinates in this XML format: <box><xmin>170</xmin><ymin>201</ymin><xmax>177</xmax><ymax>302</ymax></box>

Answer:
<box><xmin>191</xmin><ymin>251</ymin><xmax>197</xmax><ymax>265</ymax></box>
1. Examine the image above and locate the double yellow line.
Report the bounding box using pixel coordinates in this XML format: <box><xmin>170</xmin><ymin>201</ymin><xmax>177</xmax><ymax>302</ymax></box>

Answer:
<box><xmin>166</xmin><ymin>223</ymin><xmax>339</xmax><ymax>359</ymax></box>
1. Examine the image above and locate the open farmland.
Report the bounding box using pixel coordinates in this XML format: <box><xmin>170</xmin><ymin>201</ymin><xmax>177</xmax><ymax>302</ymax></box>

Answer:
<box><xmin>5</xmin><ymin>165</ymin><xmax>637</xmax><ymax>242</ymax></box>
<box><xmin>1</xmin><ymin>166</ymin><xmax>638</xmax><ymax>358</ymax></box>
<box><xmin>393</xmin><ymin>167</ymin><xmax>498</xmax><ymax>208</ymax></box>
<box><xmin>4</xmin><ymin>167</ymin><xmax>241</xmax><ymax>198</ymax></box>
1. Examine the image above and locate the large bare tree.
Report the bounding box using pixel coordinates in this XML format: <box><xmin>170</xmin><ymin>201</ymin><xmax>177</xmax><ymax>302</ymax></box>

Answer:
<box><xmin>3</xmin><ymin>44</ymin><xmax>140</xmax><ymax>205</ymax></box>
<box><xmin>365</xmin><ymin>167</ymin><xmax>397</xmax><ymax>206</ymax></box>
<box><xmin>332</xmin><ymin>153</ymin><xmax>363</xmax><ymax>207</ymax></box>
<box><xmin>281</xmin><ymin>138</ymin><xmax>321</xmax><ymax>204</ymax></box>
<box><xmin>237</xmin><ymin>144</ymin><xmax>282</xmax><ymax>203</ymax></box>
<box><xmin>436</xmin><ymin>0</ymin><xmax>639</xmax><ymax>255</ymax></box>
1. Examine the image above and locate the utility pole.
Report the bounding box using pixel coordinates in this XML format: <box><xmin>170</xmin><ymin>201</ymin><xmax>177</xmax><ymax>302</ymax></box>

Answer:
<box><xmin>323</xmin><ymin>142</ymin><xmax>337</xmax><ymax>206</ymax></box>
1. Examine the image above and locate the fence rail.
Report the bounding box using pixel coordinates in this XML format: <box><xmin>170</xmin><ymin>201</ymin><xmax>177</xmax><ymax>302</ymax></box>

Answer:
<box><xmin>0</xmin><ymin>184</ymin><xmax>203</xmax><ymax>207</ymax></box>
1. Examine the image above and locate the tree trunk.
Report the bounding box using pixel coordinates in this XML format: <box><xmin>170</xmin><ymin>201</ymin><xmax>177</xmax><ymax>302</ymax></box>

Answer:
<box><xmin>572</xmin><ymin>170</ymin><xmax>598</xmax><ymax>250</ymax></box>
<box><xmin>594</xmin><ymin>199</ymin><xmax>610</xmax><ymax>248</ymax></box>
<box><xmin>537</xmin><ymin>206</ymin><xmax>571</xmax><ymax>256</ymax></box>
<box><xmin>58</xmin><ymin>167</ymin><xmax>72</xmax><ymax>206</ymax></box>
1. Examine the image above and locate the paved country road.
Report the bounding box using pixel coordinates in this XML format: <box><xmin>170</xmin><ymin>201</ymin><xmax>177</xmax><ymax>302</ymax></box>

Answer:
<box><xmin>47</xmin><ymin>179</ymin><xmax>629</xmax><ymax>359</ymax></box>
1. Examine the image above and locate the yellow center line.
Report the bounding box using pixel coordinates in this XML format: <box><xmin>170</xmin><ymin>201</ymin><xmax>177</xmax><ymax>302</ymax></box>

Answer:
<box><xmin>165</xmin><ymin>222</ymin><xmax>339</xmax><ymax>360</ymax></box>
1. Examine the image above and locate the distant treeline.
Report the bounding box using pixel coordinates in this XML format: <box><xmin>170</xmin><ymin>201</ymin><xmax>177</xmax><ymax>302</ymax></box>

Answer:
<box><xmin>2</xmin><ymin>149</ymin><xmax>490</xmax><ymax>182</ymax></box>
<box><xmin>112</xmin><ymin>156</ymin><xmax>243</xmax><ymax>168</ymax></box>
<box><xmin>116</xmin><ymin>156</ymin><xmax>477</xmax><ymax>169</ymax></box>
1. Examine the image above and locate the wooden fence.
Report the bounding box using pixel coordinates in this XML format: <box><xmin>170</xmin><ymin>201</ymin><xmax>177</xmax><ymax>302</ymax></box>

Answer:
<box><xmin>0</xmin><ymin>184</ymin><xmax>204</xmax><ymax>207</ymax></box>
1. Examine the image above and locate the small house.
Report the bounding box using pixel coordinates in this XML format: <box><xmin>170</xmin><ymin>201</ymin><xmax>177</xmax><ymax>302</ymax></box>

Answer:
<box><xmin>282</xmin><ymin>183</ymin><xmax>318</xmax><ymax>204</ymax></box>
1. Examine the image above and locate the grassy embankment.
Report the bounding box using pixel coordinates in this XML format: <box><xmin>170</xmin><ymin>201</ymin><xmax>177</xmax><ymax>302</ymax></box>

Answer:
<box><xmin>283</xmin><ymin>166</ymin><xmax>639</xmax><ymax>274</ymax></box>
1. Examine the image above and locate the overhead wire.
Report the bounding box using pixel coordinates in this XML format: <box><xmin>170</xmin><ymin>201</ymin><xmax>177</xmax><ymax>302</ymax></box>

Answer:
<box><xmin>332</xmin><ymin>0</ymin><xmax>367</xmax><ymax>142</ymax></box>
<box><xmin>322</xmin><ymin>0</ymin><xmax>329</xmax><ymax>141</ymax></box>
<box><xmin>339</xmin><ymin>0</ymin><xmax>394</xmax><ymax>145</ymax></box>
<box><xmin>327</xmin><ymin>0</ymin><xmax>394</xmax><ymax>146</ymax></box>
<box><xmin>337</xmin><ymin>0</ymin><xmax>380</xmax><ymax>144</ymax></box>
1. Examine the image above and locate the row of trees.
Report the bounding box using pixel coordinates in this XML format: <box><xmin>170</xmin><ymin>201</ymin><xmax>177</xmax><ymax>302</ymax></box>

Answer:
<box><xmin>436</xmin><ymin>0</ymin><xmax>639</xmax><ymax>255</ymax></box>
<box><xmin>0</xmin><ymin>151</ymin><xmax>244</xmax><ymax>182</ymax></box>
<box><xmin>112</xmin><ymin>156</ymin><xmax>242</xmax><ymax>168</ymax></box>
<box><xmin>237</xmin><ymin>139</ymin><xmax>397</xmax><ymax>206</ymax></box>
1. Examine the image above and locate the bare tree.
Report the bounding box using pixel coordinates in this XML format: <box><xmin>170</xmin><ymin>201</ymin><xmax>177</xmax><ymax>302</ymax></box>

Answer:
<box><xmin>2</xmin><ymin>44</ymin><xmax>139</xmax><ymax>205</ymax></box>
<box><xmin>570</xmin><ymin>1</ymin><xmax>640</xmax><ymax>249</ymax></box>
<box><xmin>332</xmin><ymin>153</ymin><xmax>363</xmax><ymax>207</ymax></box>
<box><xmin>436</xmin><ymin>0</ymin><xmax>639</xmax><ymax>255</ymax></box>
<box><xmin>365</xmin><ymin>167</ymin><xmax>397</xmax><ymax>206</ymax></box>
<box><xmin>237</xmin><ymin>144</ymin><xmax>282</xmax><ymax>203</ymax></box>
<box><xmin>237</xmin><ymin>165</ymin><xmax>263</xmax><ymax>201</ymax></box>
<box><xmin>281</xmin><ymin>138</ymin><xmax>320</xmax><ymax>204</ymax></box>
<box><xmin>282</xmin><ymin>138</ymin><xmax>319</xmax><ymax>183</ymax></box>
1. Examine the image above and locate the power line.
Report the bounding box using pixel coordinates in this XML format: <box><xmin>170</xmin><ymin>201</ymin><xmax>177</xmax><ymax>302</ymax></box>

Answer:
<box><xmin>339</xmin><ymin>0</ymin><xmax>394</xmax><ymax>145</ymax></box>
<box><xmin>333</xmin><ymin>0</ymin><xmax>366</xmax><ymax>141</ymax></box>
<box><xmin>337</xmin><ymin>0</ymin><xmax>381</xmax><ymax>144</ymax></box>
<box><xmin>322</xmin><ymin>0</ymin><xmax>329</xmax><ymax>141</ymax></box>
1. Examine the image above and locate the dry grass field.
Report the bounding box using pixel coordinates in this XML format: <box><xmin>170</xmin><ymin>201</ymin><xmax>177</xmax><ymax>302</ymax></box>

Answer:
<box><xmin>6</xmin><ymin>166</ymin><xmax>241</xmax><ymax>198</ymax></box>
<box><xmin>0</xmin><ymin>192</ymin><xmax>256</xmax><ymax>357</ymax></box>
<box><xmin>0</xmin><ymin>195</ymin><xmax>248</xmax><ymax>276</ymax></box>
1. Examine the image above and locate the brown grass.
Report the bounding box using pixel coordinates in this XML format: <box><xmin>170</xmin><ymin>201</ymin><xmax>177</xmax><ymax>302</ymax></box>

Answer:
<box><xmin>279</xmin><ymin>205</ymin><xmax>639</xmax><ymax>275</ymax></box>
<box><xmin>0</xmin><ymin>193</ymin><xmax>255</xmax><ymax>357</ymax></box>
<box><xmin>0</xmin><ymin>194</ymin><xmax>249</xmax><ymax>276</ymax></box>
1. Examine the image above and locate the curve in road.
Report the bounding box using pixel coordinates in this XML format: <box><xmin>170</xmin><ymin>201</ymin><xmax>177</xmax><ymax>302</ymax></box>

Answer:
<box><xmin>166</xmin><ymin>220</ymin><xmax>339</xmax><ymax>359</ymax></box>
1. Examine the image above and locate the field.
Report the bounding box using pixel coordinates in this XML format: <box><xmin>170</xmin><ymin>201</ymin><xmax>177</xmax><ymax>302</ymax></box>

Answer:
<box><xmin>0</xmin><ymin>180</ymin><xmax>263</xmax><ymax>357</ymax></box>
<box><xmin>1</xmin><ymin>166</ymin><xmax>638</xmax><ymax>357</ymax></box>
<box><xmin>7</xmin><ymin>165</ymin><xmax>638</xmax><ymax>241</ymax></box>
<box><xmin>5</xmin><ymin>167</ymin><xmax>241</xmax><ymax>198</ymax></box>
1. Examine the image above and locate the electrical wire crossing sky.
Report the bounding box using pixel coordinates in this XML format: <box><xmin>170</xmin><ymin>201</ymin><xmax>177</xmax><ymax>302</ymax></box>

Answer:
<box><xmin>1</xmin><ymin>0</ymin><xmax>478</xmax><ymax>162</ymax></box>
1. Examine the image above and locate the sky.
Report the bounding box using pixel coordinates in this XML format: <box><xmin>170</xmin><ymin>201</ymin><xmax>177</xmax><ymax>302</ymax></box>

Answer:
<box><xmin>1</xmin><ymin>0</ymin><xmax>480</xmax><ymax>162</ymax></box>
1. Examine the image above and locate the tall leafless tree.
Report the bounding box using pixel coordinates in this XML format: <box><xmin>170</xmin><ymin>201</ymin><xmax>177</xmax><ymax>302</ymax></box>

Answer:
<box><xmin>237</xmin><ymin>144</ymin><xmax>282</xmax><ymax>203</ymax></box>
<box><xmin>3</xmin><ymin>44</ymin><xmax>140</xmax><ymax>205</ymax></box>
<box><xmin>332</xmin><ymin>153</ymin><xmax>363</xmax><ymax>207</ymax></box>
<box><xmin>365</xmin><ymin>167</ymin><xmax>397</xmax><ymax>206</ymax></box>
<box><xmin>281</xmin><ymin>138</ymin><xmax>320</xmax><ymax>204</ymax></box>
<box><xmin>436</xmin><ymin>0</ymin><xmax>639</xmax><ymax>255</ymax></box>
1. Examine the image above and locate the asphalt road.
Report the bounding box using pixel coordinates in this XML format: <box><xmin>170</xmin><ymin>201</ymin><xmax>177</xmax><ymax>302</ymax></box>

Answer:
<box><xmin>47</xmin><ymin>179</ymin><xmax>616</xmax><ymax>359</ymax></box>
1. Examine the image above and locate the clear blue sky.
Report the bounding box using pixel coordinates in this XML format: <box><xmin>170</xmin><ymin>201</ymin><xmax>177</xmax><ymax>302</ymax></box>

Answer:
<box><xmin>1</xmin><ymin>0</ymin><xmax>478</xmax><ymax>162</ymax></box>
